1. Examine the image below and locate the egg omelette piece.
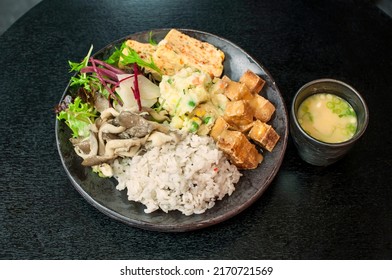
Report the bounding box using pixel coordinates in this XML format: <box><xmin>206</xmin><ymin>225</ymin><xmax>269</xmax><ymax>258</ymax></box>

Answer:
<box><xmin>153</xmin><ymin>29</ymin><xmax>225</xmax><ymax>77</ymax></box>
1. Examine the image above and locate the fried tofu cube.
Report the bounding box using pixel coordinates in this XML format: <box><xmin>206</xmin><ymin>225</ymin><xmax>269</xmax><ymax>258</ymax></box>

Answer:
<box><xmin>248</xmin><ymin>120</ymin><xmax>280</xmax><ymax>152</ymax></box>
<box><xmin>239</xmin><ymin>70</ymin><xmax>265</xmax><ymax>94</ymax></box>
<box><xmin>249</xmin><ymin>94</ymin><xmax>276</xmax><ymax>123</ymax></box>
<box><xmin>224</xmin><ymin>100</ymin><xmax>254</xmax><ymax>127</ymax></box>
<box><xmin>217</xmin><ymin>130</ymin><xmax>263</xmax><ymax>169</ymax></box>
<box><xmin>222</xmin><ymin>76</ymin><xmax>254</xmax><ymax>101</ymax></box>
<box><xmin>234</xmin><ymin>122</ymin><xmax>255</xmax><ymax>133</ymax></box>
<box><xmin>210</xmin><ymin>117</ymin><xmax>230</xmax><ymax>141</ymax></box>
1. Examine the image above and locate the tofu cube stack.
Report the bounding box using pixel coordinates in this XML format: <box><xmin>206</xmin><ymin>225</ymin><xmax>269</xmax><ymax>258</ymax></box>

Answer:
<box><xmin>210</xmin><ymin>70</ymin><xmax>280</xmax><ymax>169</ymax></box>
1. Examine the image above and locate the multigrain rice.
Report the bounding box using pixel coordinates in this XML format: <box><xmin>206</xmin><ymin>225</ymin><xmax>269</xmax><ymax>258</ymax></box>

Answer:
<box><xmin>111</xmin><ymin>133</ymin><xmax>242</xmax><ymax>215</ymax></box>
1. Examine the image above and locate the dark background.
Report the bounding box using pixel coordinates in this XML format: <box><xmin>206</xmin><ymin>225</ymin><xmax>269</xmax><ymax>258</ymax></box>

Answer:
<box><xmin>0</xmin><ymin>0</ymin><xmax>391</xmax><ymax>259</ymax></box>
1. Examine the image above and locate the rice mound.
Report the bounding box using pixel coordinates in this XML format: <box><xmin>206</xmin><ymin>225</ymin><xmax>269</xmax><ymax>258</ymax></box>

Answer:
<box><xmin>111</xmin><ymin>133</ymin><xmax>242</xmax><ymax>215</ymax></box>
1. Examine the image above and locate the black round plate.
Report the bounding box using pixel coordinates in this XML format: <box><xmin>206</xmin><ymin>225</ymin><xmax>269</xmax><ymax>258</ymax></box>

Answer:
<box><xmin>55</xmin><ymin>29</ymin><xmax>288</xmax><ymax>232</ymax></box>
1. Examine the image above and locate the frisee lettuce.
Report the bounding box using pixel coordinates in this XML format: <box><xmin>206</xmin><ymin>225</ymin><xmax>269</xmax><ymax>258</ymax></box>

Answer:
<box><xmin>69</xmin><ymin>75</ymin><xmax>101</xmax><ymax>93</ymax></box>
<box><xmin>68</xmin><ymin>45</ymin><xmax>93</xmax><ymax>72</ymax></box>
<box><xmin>68</xmin><ymin>45</ymin><xmax>102</xmax><ymax>93</ymax></box>
<box><xmin>57</xmin><ymin>96</ymin><xmax>97</xmax><ymax>138</ymax></box>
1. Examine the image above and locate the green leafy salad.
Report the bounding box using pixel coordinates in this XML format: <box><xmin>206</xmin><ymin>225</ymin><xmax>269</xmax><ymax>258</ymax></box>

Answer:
<box><xmin>56</xmin><ymin>37</ymin><xmax>162</xmax><ymax>139</ymax></box>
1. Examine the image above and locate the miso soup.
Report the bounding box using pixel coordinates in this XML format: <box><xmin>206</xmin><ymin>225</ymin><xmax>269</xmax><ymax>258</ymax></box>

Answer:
<box><xmin>297</xmin><ymin>93</ymin><xmax>357</xmax><ymax>143</ymax></box>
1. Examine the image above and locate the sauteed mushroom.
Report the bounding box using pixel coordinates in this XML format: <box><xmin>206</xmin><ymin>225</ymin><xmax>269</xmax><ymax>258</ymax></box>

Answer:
<box><xmin>98</xmin><ymin>123</ymin><xmax>126</xmax><ymax>155</ymax></box>
<box><xmin>73</xmin><ymin>108</ymin><xmax>178</xmax><ymax>168</ymax></box>
<box><xmin>72</xmin><ymin>132</ymin><xmax>98</xmax><ymax>160</ymax></box>
<box><xmin>116</xmin><ymin>111</ymin><xmax>169</xmax><ymax>138</ymax></box>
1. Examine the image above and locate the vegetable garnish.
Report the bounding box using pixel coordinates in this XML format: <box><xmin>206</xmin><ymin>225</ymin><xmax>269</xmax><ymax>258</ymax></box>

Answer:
<box><xmin>132</xmin><ymin>64</ymin><xmax>142</xmax><ymax>111</ymax></box>
<box><xmin>60</xmin><ymin>45</ymin><xmax>151</xmax><ymax>137</ymax></box>
<box><xmin>148</xmin><ymin>31</ymin><xmax>158</xmax><ymax>46</ymax></box>
<box><xmin>68</xmin><ymin>45</ymin><xmax>93</xmax><ymax>74</ymax></box>
<box><xmin>105</xmin><ymin>42</ymin><xmax>162</xmax><ymax>75</ymax></box>
<box><xmin>89</xmin><ymin>57</ymin><xmax>123</xmax><ymax>106</ymax></box>
<box><xmin>68</xmin><ymin>45</ymin><xmax>100</xmax><ymax>93</ymax></box>
<box><xmin>121</xmin><ymin>47</ymin><xmax>161</xmax><ymax>74</ymax></box>
<box><xmin>56</xmin><ymin>96</ymin><xmax>97</xmax><ymax>138</ymax></box>
<box><xmin>68</xmin><ymin>46</ymin><xmax>128</xmax><ymax>106</ymax></box>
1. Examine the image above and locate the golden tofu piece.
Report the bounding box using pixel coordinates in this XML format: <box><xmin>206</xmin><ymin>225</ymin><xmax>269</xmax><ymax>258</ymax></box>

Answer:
<box><xmin>210</xmin><ymin>117</ymin><xmax>230</xmax><ymax>141</ymax></box>
<box><xmin>152</xmin><ymin>29</ymin><xmax>225</xmax><ymax>77</ymax></box>
<box><xmin>239</xmin><ymin>70</ymin><xmax>265</xmax><ymax>94</ymax></box>
<box><xmin>217</xmin><ymin>130</ymin><xmax>263</xmax><ymax>169</ymax></box>
<box><xmin>248</xmin><ymin>120</ymin><xmax>280</xmax><ymax>152</ymax></box>
<box><xmin>222</xmin><ymin>76</ymin><xmax>254</xmax><ymax>101</ymax></box>
<box><xmin>249</xmin><ymin>94</ymin><xmax>276</xmax><ymax>123</ymax></box>
<box><xmin>234</xmin><ymin>122</ymin><xmax>255</xmax><ymax>133</ymax></box>
<box><xmin>223</xmin><ymin>100</ymin><xmax>254</xmax><ymax>127</ymax></box>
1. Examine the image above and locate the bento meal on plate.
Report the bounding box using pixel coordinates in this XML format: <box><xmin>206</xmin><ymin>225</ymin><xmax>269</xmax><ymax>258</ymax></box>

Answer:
<box><xmin>55</xmin><ymin>29</ymin><xmax>280</xmax><ymax>215</ymax></box>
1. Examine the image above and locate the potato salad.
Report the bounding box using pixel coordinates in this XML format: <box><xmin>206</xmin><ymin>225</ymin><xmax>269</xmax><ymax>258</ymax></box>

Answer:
<box><xmin>159</xmin><ymin>67</ymin><xmax>229</xmax><ymax>135</ymax></box>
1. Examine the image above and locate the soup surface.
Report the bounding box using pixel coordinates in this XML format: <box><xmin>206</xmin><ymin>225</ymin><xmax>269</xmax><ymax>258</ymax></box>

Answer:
<box><xmin>297</xmin><ymin>93</ymin><xmax>357</xmax><ymax>143</ymax></box>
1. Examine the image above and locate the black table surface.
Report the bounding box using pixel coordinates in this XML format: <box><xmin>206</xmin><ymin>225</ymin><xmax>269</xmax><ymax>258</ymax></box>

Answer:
<box><xmin>1</xmin><ymin>0</ymin><xmax>391</xmax><ymax>260</ymax></box>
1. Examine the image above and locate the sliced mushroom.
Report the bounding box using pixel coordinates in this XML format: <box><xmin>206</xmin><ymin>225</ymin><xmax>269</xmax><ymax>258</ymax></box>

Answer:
<box><xmin>116</xmin><ymin>111</ymin><xmax>147</xmax><ymax>128</ymax></box>
<box><xmin>94</xmin><ymin>92</ymin><xmax>110</xmax><ymax>113</ymax></box>
<box><xmin>104</xmin><ymin>137</ymin><xmax>148</xmax><ymax>157</ymax></box>
<box><xmin>82</xmin><ymin>155</ymin><xmax>116</xmax><ymax>166</ymax></box>
<box><xmin>141</xmin><ymin>107</ymin><xmax>170</xmax><ymax>122</ymax></box>
<box><xmin>70</xmin><ymin>137</ymin><xmax>90</xmax><ymax>154</ymax></box>
<box><xmin>100</xmin><ymin>107</ymin><xmax>120</xmax><ymax>122</ymax></box>
<box><xmin>98</xmin><ymin>123</ymin><xmax>126</xmax><ymax>155</ymax></box>
<box><xmin>115</xmin><ymin>111</ymin><xmax>169</xmax><ymax>138</ymax></box>
<box><xmin>70</xmin><ymin>102</ymin><xmax>178</xmax><ymax>167</ymax></box>
<box><xmin>146</xmin><ymin>131</ymin><xmax>179</xmax><ymax>147</ymax></box>
<box><xmin>114</xmin><ymin>145</ymin><xmax>143</xmax><ymax>158</ymax></box>
<box><xmin>73</xmin><ymin>132</ymin><xmax>98</xmax><ymax>159</ymax></box>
